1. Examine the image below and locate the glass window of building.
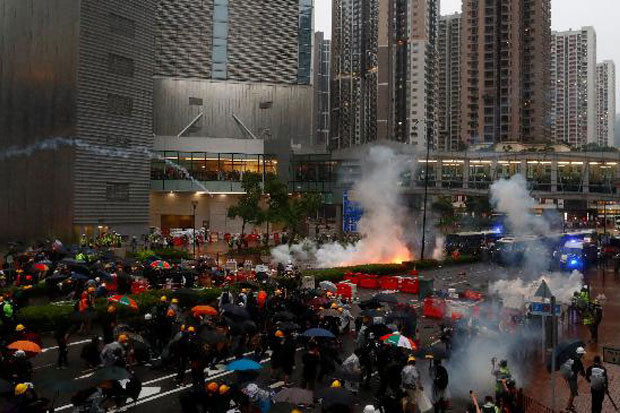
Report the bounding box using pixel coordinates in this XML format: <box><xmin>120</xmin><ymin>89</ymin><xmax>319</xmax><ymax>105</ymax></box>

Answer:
<box><xmin>526</xmin><ymin>161</ymin><xmax>552</xmax><ymax>191</ymax></box>
<box><xmin>441</xmin><ymin>161</ymin><xmax>464</xmax><ymax>188</ymax></box>
<box><xmin>557</xmin><ymin>162</ymin><xmax>584</xmax><ymax>192</ymax></box>
<box><xmin>297</xmin><ymin>0</ymin><xmax>313</xmax><ymax>84</ymax></box>
<box><xmin>469</xmin><ymin>161</ymin><xmax>492</xmax><ymax>189</ymax></box>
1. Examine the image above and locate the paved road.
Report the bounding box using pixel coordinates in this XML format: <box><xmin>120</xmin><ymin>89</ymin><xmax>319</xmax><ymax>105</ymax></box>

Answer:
<box><xmin>27</xmin><ymin>262</ymin><xmax>612</xmax><ymax>412</ymax></box>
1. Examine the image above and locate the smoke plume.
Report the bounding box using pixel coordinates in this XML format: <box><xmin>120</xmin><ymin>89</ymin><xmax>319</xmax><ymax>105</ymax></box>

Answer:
<box><xmin>271</xmin><ymin>146</ymin><xmax>415</xmax><ymax>267</ymax></box>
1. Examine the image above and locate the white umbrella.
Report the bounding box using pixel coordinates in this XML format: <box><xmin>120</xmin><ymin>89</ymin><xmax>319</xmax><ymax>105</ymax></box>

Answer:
<box><xmin>319</xmin><ymin>281</ymin><xmax>338</xmax><ymax>292</ymax></box>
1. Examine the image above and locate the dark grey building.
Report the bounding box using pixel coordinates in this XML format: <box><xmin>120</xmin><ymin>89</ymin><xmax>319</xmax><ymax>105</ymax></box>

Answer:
<box><xmin>156</xmin><ymin>0</ymin><xmax>312</xmax><ymax>85</ymax></box>
<box><xmin>0</xmin><ymin>0</ymin><xmax>155</xmax><ymax>241</ymax></box>
<box><xmin>313</xmin><ymin>32</ymin><xmax>331</xmax><ymax>149</ymax></box>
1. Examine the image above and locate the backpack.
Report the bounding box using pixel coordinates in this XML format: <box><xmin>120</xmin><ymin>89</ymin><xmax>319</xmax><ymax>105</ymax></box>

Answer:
<box><xmin>560</xmin><ymin>359</ymin><xmax>575</xmax><ymax>380</ymax></box>
<box><xmin>590</xmin><ymin>367</ymin><xmax>607</xmax><ymax>391</ymax></box>
<box><xmin>434</xmin><ymin>365</ymin><xmax>449</xmax><ymax>390</ymax></box>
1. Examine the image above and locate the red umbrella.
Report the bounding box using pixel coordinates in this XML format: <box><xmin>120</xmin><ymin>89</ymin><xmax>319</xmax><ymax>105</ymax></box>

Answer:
<box><xmin>108</xmin><ymin>295</ymin><xmax>139</xmax><ymax>311</ymax></box>
<box><xmin>33</xmin><ymin>263</ymin><xmax>49</xmax><ymax>272</ymax></box>
<box><xmin>150</xmin><ymin>260</ymin><xmax>171</xmax><ymax>270</ymax></box>
<box><xmin>192</xmin><ymin>305</ymin><xmax>218</xmax><ymax>316</ymax></box>
<box><xmin>7</xmin><ymin>340</ymin><xmax>42</xmax><ymax>355</ymax></box>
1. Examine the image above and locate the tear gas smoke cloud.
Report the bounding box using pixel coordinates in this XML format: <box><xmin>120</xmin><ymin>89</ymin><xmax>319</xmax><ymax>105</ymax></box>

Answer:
<box><xmin>271</xmin><ymin>146</ymin><xmax>415</xmax><ymax>267</ymax></box>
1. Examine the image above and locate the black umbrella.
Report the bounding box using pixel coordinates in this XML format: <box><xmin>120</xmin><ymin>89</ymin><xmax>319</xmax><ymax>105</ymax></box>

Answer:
<box><xmin>172</xmin><ymin>288</ymin><xmax>200</xmax><ymax>304</ymax></box>
<box><xmin>316</xmin><ymin>387</ymin><xmax>353</xmax><ymax>408</ymax></box>
<box><xmin>229</xmin><ymin>320</ymin><xmax>258</xmax><ymax>335</ymax></box>
<box><xmin>360</xmin><ymin>309</ymin><xmax>383</xmax><ymax>317</ymax></box>
<box><xmin>88</xmin><ymin>367</ymin><xmax>132</xmax><ymax>384</ymax></box>
<box><xmin>547</xmin><ymin>339</ymin><xmax>585</xmax><ymax>372</ymax></box>
<box><xmin>200</xmin><ymin>329</ymin><xmax>227</xmax><ymax>345</ymax></box>
<box><xmin>386</xmin><ymin>311</ymin><xmax>414</xmax><ymax>321</ymax></box>
<box><xmin>359</xmin><ymin>299</ymin><xmax>383</xmax><ymax>310</ymax></box>
<box><xmin>222</xmin><ymin>304</ymin><xmax>250</xmax><ymax>320</ymax></box>
<box><xmin>273</xmin><ymin>387</ymin><xmax>313</xmax><ymax>405</ymax></box>
<box><xmin>47</xmin><ymin>273</ymin><xmax>69</xmax><ymax>282</ymax></box>
<box><xmin>373</xmin><ymin>293</ymin><xmax>399</xmax><ymax>304</ymax></box>
<box><xmin>277</xmin><ymin>321</ymin><xmax>301</xmax><ymax>331</ymax></box>
<box><xmin>37</xmin><ymin>378</ymin><xmax>80</xmax><ymax>395</ymax></box>
<box><xmin>367</xmin><ymin>324</ymin><xmax>392</xmax><ymax>337</ymax></box>
<box><xmin>274</xmin><ymin>311</ymin><xmax>296</xmax><ymax>321</ymax></box>
<box><xmin>319</xmin><ymin>309</ymin><xmax>340</xmax><ymax>318</ymax></box>
<box><xmin>71</xmin><ymin>272</ymin><xmax>89</xmax><ymax>281</ymax></box>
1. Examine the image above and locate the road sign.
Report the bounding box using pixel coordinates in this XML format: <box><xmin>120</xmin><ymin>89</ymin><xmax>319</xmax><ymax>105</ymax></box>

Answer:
<box><xmin>343</xmin><ymin>190</ymin><xmax>362</xmax><ymax>232</ymax></box>
<box><xmin>534</xmin><ymin>280</ymin><xmax>553</xmax><ymax>299</ymax></box>
<box><xmin>603</xmin><ymin>347</ymin><xmax>620</xmax><ymax>365</ymax></box>
<box><xmin>528</xmin><ymin>302</ymin><xmax>561</xmax><ymax>316</ymax></box>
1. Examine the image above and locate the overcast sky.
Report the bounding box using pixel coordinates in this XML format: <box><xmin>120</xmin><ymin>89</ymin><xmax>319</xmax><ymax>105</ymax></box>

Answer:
<box><xmin>314</xmin><ymin>0</ymin><xmax>619</xmax><ymax>114</ymax></box>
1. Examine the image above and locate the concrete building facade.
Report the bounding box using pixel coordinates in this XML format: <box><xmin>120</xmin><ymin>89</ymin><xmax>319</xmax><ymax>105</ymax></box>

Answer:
<box><xmin>0</xmin><ymin>0</ymin><xmax>156</xmax><ymax>241</ymax></box>
<box><xmin>313</xmin><ymin>32</ymin><xmax>331</xmax><ymax>149</ymax></box>
<box><xmin>460</xmin><ymin>0</ymin><xmax>552</xmax><ymax>145</ymax></box>
<box><xmin>437</xmin><ymin>13</ymin><xmax>461</xmax><ymax>151</ymax></box>
<box><xmin>550</xmin><ymin>27</ymin><xmax>597</xmax><ymax>148</ymax></box>
<box><xmin>596</xmin><ymin>61</ymin><xmax>616</xmax><ymax>147</ymax></box>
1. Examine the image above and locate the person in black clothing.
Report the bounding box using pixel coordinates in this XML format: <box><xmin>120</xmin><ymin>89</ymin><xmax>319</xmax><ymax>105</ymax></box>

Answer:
<box><xmin>81</xmin><ymin>336</ymin><xmax>102</xmax><ymax>368</ymax></box>
<box><xmin>301</xmin><ymin>345</ymin><xmax>321</xmax><ymax>390</ymax></box>
<box><xmin>586</xmin><ymin>355</ymin><xmax>609</xmax><ymax>413</ymax></box>
<box><xmin>589</xmin><ymin>304</ymin><xmax>603</xmax><ymax>343</ymax></box>
<box><xmin>431</xmin><ymin>359</ymin><xmax>449</xmax><ymax>413</ymax></box>
<box><xmin>55</xmin><ymin>325</ymin><xmax>70</xmax><ymax>369</ymax></box>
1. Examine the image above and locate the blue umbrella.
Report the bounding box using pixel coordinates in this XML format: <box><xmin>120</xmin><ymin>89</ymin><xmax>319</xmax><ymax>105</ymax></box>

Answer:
<box><xmin>226</xmin><ymin>358</ymin><xmax>263</xmax><ymax>371</ymax></box>
<box><xmin>71</xmin><ymin>272</ymin><xmax>89</xmax><ymax>281</ymax></box>
<box><xmin>302</xmin><ymin>328</ymin><xmax>335</xmax><ymax>338</ymax></box>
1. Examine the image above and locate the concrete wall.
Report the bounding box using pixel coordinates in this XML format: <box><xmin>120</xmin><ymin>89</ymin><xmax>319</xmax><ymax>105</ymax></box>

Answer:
<box><xmin>0</xmin><ymin>0</ymin><xmax>80</xmax><ymax>241</ymax></box>
<box><xmin>150</xmin><ymin>192</ymin><xmax>270</xmax><ymax>234</ymax></box>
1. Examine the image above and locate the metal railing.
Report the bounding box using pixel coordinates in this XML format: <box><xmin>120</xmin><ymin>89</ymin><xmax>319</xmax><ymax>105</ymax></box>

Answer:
<box><xmin>521</xmin><ymin>392</ymin><xmax>557</xmax><ymax>413</ymax></box>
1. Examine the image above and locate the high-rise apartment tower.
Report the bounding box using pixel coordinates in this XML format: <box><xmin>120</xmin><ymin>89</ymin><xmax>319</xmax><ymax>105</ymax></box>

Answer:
<box><xmin>438</xmin><ymin>13</ymin><xmax>461</xmax><ymax>151</ymax></box>
<box><xmin>596</xmin><ymin>61</ymin><xmax>616</xmax><ymax>147</ymax></box>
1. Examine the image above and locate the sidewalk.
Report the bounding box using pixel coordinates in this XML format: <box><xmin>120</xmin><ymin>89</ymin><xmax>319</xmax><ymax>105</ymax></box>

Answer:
<box><xmin>526</xmin><ymin>265</ymin><xmax>620</xmax><ymax>412</ymax></box>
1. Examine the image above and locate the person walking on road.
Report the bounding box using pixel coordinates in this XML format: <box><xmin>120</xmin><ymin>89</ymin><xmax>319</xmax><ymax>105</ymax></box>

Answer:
<box><xmin>401</xmin><ymin>356</ymin><xmax>422</xmax><ymax>413</ymax></box>
<box><xmin>561</xmin><ymin>346</ymin><xmax>586</xmax><ymax>412</ymax></box>
<box><xmin>586</xmin><ymin>355</ymin><xmax>608</xmax><ymax>413</ymax></box>
<box><xmin>430</xmin><ymin>358</ymin><xmax>449</xmax><ymax>413</ymax></box>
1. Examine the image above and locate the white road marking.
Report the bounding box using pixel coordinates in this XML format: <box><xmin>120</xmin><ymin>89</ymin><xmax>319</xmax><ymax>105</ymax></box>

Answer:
<box><xmin>138</xmin><ymin>386</ymin><xmax>161</xmax><ymax>399</ymax></box>
<box><xmin>42</xmin><ymin>339</ymin><xmax>91</xmax><ymax>353</ymax></box>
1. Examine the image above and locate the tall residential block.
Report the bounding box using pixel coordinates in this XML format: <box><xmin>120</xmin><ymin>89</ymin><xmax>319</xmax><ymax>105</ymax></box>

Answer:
<box><xmin>438</xmin><ymin>13</ymin><xmax>462</xmax><ymax>151</ymax></box>
<box><xmin>409</xmin><ymin>0</ymin><xmax>440</xmax><ymax>149</ymax></box>
<box><xmin>313</xmin><ymin>32</ymin><xmax>331</xmax><ymax>149</ymax></box>
<box><xmin>0</xmin><ymin>0</ymin><xmax>156</xmax><ymax>241</ymax></box>
<box><xmin>460</xmin><ymin>0</ymin><xmax>551</xmax><ymax>144</ymax></box>
<box><xmin>330</xmin><ymin>0</ymin><xmax>439</xmax><ymax>151</ymax></box>
<box><xmin>596</xmin><ymin>61</ymin><xmax>616</xmax><ymax>147</ymax></box>
<box><xmin>550</xmin><ymin>27</ymin><xmax>597</xmax><ymax>148</ymax></box>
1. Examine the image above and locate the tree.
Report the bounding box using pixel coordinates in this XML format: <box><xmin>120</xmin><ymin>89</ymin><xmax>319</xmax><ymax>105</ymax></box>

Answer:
<box><xmin>431</xmin><ymin>196</ymin><xmax>457</xmax><ymax>233</ymax></box>
<box><xmin>227</xmin><ymin>173</ymin><xmax>263</xmax><ymax>245</ymax></box>
<box><xmin>264</xmin><ymin>176</ymin><xmax>321</xmax><ymax>246</ymax></box>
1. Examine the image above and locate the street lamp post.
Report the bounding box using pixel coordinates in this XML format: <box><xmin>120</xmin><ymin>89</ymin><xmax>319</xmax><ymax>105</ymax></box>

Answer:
<box><xmin>414</xmin><ymin>119</ymin><xmax>431</xmax><ymax>260</ymax></box>
<box><xmin>191</xmin><ymin>200</ymin><xmax>198</xmax><ymax>258</ymax></box>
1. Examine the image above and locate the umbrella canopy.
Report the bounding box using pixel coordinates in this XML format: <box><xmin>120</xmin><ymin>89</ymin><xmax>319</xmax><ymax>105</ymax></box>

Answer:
<box><xmin>7</xmin><ymin>340</ymin><xmax>42</xmax><ymax>354</ymax></box>
<box><xmin>273</xmin><ymin>311</ymin><xmax>296</xmax><ymax>321</ymax></box>
<box><xmin>226</xmin><ymin>358</ymin><xmax>263</xmax><ymax>371</ymax></box>
<box><xmin>150</xmin><ymin>260</ymin><xmax>171</xmax><ymax>270</ymax></box>
<box><xmin>381</xmin><ymin>332</ymin><xmax>417</xmax><ymax>350</ymax></box>
<box><xmin>386</xmin><ymin>311</ymin><xmax>415</xmax><ymax>321</ymax></box>
<box><xmin>108</xmin><ymin>295</ymin><xmax>138</xmax><ymax>311</ymax></box>
<box><xmin>319</xmin><ymin>281</ymin><xmax>338</xmax><ymax>292</ymax></box>
<box><xmin>273</xmin><ymin>387</ymin><xmax>313</xmax><ymax>405</ymax></box>
<box><xmin>88</xmin><ymin>366</ymin><xmax>132</xmax><ymax>384</ymax></box>
<box><xmin>309</xmin><ymin>297</ymin><xmax>330</xmax><ymax>308</ymax></box>
<box><xmin>359</xmin><ymin>299</ymin><xmax>384</xmax><ymax>310</ymax></box>
<box><xmin>192</xmin><ymin>305</ymin><xmax>218</xmax><ymax>316</ymax></box>
<box><xmin>316</xmin><ymin>387</ymin><xmax>353</xmax><ymax>408</ymax></box>
<box><xmin>200</xmin><ymin>329</ymin><xmax>227</xmax><ymax>345</ymax></box>
<box><xmin>360</xmin><ymin>309</ymin><xmax>384</xmax><ymax>317</ymax></box>
<box><xmin>172</xmin><ymin>288</ymin><xmax>200</xmax><ymax>304</ymax></box>
<box><xmin>319</xmin><ymin>309</ymin><xmax>340</xmax><ymax>318</ymax></box>
<box><xmin>276</xmin><ymin>321</ymin><xmax>301</xmax><ymax>331</ymax></box>
<box><xmin>366</xmin><ymin>324</ymin><xmax>392</xmax><ymax>338</ymax></box>
<box><xmin>37</xmin><ymin>378</ymin><xmax>80</xmax><ymax>395</ymax></box>
<box><xmin>70</xmin><ymin>272</ymin><xmax>89</xmax><ymax>281</ymax></box>
<box><xmin>302</xmin><ymin>328</ymin><xmax>336</xmax><ymax>338</ymax></box>
<box><xmin>222</xmin><ymin>304</ymin><xmax>250</xmax><ymax>320</ymax></box>
<box><xmin>373</xmin><ymin>293</ymin><xmax>399</xmax><ymax>304</ymax></box>
<box><xmin>33</xmin><ymin>263</ymin><xmax>49</xmax><ymax>272</ymax></box>
<box><xmin>47</xmin><ymin>273</ymin><xmax>69</xmax><ymax>282</ymax></box>
<box><xmin>548</xmin><ymin>339</ymin><xmax>586</xmax><ymax>372</ymax></box>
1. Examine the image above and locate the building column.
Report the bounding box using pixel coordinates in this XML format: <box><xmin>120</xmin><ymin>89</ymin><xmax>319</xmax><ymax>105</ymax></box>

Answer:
<box><xmin>434</xmin><ymin>161</ymin><xmax>442</xmax><ymax>188</ymax></box>
<box><xmin>583</xmin><ymin>163</ymin><xmax>590</xmax><ymax>193</ymax></box>
<box><xmin>463</xmin><ymin>160</ymin><xmax>470</xmax><ymax>189</ymax></box>
<box><xmin>551</xmin><ymin>162</ymin><xmax>558</xmax><ymax>192</ymax></box>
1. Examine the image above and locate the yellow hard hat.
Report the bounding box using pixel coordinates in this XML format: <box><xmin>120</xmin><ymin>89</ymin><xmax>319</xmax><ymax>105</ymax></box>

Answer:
<box><xmin>118</xmin><ymin>334</ymin><xmax>128</xmax><ymax>343</ymax></box>
<box><xmin>291</xmin><ymin>409</ymin><xmax>303</xmax><ymax>413</ymax></box>
<box><xmin>188</xmin><ymin>326</ymin><xmax>196</xmax><ymax>333</ymax></box>
<box><xmin>107</xmin><ymin>305</ymin><xmax>116</xmax><ymax>313</ymax></box>
<box><xmin>275</xmin><ymin>330</ymin><xmax>285</xmax><ymax>338</ymax></box>
<box><xmin>160</xmin><ymin>295</ymin><xmax>167</xmax><ymax>302</ymax></box>
<box><xmin>171</xmin><ymin>298</ymin><xmax>179</xmax><ymax>304</ymax></box>
<box><xmin>331</xmin><ymin>303</ymin><xmax>338</xmax><ymax>309</ymax></box>
<box><xmin>180</xmin><ymin>324</ymin><xmax>186</xmax><ymax>332</ymax></box>
<box><xmin>206</xmin><ymin>382</ymin><xmax>218</xmax><ymax>392</ymax></box>
<box><xmin>15</xmin><ymin>324</ymin><xmax>25</xmax><ymax>332</ymax></box>
<box><xmin>219</xmin><ymin>384</ymin><xmax>230</xmax><ymax>394</ymax></box>
<box><xmin>408</xmin><ymin>356</ymin><xmax>416</xmax><ymax>363</ymax></box>
<box><xmin>15</xmin><ymin>383</ymin><xmax>28</xmax><ymax>396</ymax></box>
<box><xmin>331</xmin><ymin>380</ymin><xmax>342</xmax><ymax>388</ymax></box>
<box><xmin>88</xmin><ymin>287</ymin><xmax>95</xmax><ymax>293</ymax></box>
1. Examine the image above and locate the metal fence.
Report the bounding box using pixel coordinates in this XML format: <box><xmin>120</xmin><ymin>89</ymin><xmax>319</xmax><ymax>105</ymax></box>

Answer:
<box><xmin>522</xmin><ymin>392</ymin><xmax>557</xmax><ymax>413</ymax></box>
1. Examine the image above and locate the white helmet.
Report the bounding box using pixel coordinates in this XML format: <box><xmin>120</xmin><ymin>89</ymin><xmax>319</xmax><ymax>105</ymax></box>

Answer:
<box><xmin>576</xmin><ymin>346</ymin><xmax>586</xmax><ymax>355</ymax></box>
<box><xmin>363</xmin><ymin>405</ymin><xmax>378</xmax><ymax>413</ymax></box>
<box><xmin>144</xmin><ymin>313</ymin><xmax>153</xmax><ymax>321</ymax></box>
<box><xmin>14</xmin><ymin>350</ymin><xmax>26</xmax><ymax>358</ymax></box>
